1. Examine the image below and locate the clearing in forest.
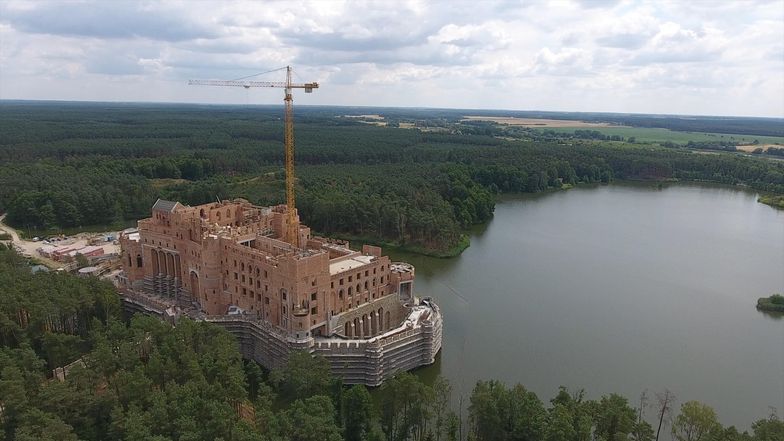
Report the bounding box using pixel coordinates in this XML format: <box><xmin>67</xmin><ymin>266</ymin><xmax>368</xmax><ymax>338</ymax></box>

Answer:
<box><xmin>736</xmin><ymin>144</ymin><xmax>784</xmax><ymax>152</ymax></box>
<box><xmin>461</xmin><ymin>116</ymin><xmax>614</xmax><ymax>127</ymax></box>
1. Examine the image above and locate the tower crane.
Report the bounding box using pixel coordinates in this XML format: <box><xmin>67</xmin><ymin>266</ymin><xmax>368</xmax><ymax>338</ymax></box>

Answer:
<box><xmin>189</xmin><ymin>66</ymin><xmax>319</xmax><ymax>247</ymax></box>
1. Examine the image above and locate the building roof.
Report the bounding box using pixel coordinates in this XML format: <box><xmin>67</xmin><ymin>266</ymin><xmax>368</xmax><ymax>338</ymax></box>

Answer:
<box><xmin>74</xmin><ymin>245</ymin><xmax>103</xmax><ymax>254</ymax></box>
<box><xmin>37</xmin><ymin>245</ymin><xmax>57</xmax><ymax>253</ymax></box>
<box><xmin>329</xmin><ymin>254</ymin><xmax>375</xmax><ymax>275</ymax></box>
<box><xmin>152</xmin><ymin>199</ymin><xmax>180</xmax><ymax>213</ymax></box>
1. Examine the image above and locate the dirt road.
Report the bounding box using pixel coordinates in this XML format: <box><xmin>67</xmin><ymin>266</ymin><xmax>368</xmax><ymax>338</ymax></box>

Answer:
<box><xmin>0</xmin><ymin>215</ymin><xmax>65</xmax><ymax>268</ymax></box>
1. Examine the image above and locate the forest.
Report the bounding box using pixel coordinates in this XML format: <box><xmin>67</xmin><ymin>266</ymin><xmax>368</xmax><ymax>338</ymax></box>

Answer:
<box><xmin>1</xmin><ymin>101</ymin><xmax>783</xmax><ymax>255</ymax></box>
<box><xmin>0</xmin><ymin>244</ymin><xmax>781</xmax><ymax>441</ymax></box>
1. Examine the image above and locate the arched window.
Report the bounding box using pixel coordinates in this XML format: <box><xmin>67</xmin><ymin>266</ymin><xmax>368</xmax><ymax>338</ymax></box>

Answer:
<box><xmin>364</xmin><ymin>281</ymin><xmax>368</xmax><ymax>290</ymax></box>
<box><xmin>241</xmin><ymin>262</ymin><xmax>245</xmax><ymax>271</ymax></box>
<box><xmin>339</xmin><ymin>289</ymin><xmax>344</xmax><ymax>299</ymax></box>
<box><xmin>136</xmin><ymin>254</ymin><xmax>142</xmax><ymax>268</ymax></box>
<box><xmin>127</xmin><ymin>254</ymin><xmax>132</xmax><ymax>267</ymax></box>
<box><xmin>356</xmin><ymin>283</ymin><xmax>361</xmax><ymax>293</ymax></box>
<box><xmin>200</xmin><ymin>208</ymin><xmax>205</xmax><ymax>218</ymax></box>
<box><xmin>226</xmin><ymin>209</ymin><xmax>230</xmax><ymax>217</ymax></box>
<box><xmin>348</xmin><ymin>287</ymin><xmax>353</xmax><ymax>296</ymax></box>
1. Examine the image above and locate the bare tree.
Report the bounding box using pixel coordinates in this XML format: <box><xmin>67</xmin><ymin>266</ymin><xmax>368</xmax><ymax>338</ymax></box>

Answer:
<box><xmin>638</xmin><ymin>389</ymin><xmax>649</xmax><ymax>423</ymax></box>
<box><xmin>655</xmin><ymin>389</ymin><xmax>676</xmax><ymax>441</ymax></box>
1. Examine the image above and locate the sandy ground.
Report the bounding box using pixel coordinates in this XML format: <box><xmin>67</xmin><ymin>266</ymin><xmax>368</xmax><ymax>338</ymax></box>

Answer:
<box><xmin>736</xmin><ymin>143</ymin><xmax>784</xmax><ymax>152</ymax></box>
<box><xmin>343</xmin><ymin>114</ymin><xmax>384</xmax><ymax>120</ymax></box>
<box><xmin>0</xmin><ymin>214</ymin><xmax>121</xmax><ymax>269</ymax></box>
<box><xmin>462</xmin><ymin>116</ymin><xmax>613</xmax><ymax>127</ymax></box>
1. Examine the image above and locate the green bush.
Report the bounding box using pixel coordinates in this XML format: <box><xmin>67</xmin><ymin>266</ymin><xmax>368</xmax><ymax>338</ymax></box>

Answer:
<box><xmin>757</xmin><ymin>294</ymin><xmax>784</xmax><ymax>312</ymax></box>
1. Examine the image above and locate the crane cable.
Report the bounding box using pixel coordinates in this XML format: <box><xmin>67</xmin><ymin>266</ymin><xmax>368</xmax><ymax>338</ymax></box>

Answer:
<box><xmin>230</xmin><ymin>66</ymin><xmax>288</xmax><ymax>82</ymax></box>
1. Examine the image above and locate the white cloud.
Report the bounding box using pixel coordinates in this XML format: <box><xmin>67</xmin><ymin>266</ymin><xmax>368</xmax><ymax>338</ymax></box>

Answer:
<box><xmin>0</xmin><ymin>0</ymin><xmax>781</xmax><ymax>116</ymax></box>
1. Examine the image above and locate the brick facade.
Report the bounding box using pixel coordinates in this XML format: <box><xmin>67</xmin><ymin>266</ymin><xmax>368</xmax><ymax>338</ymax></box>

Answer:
<box><xmin>120</xmin><ymin>199</ymin><xmax>417</xmax><ymax>340</ymax></box>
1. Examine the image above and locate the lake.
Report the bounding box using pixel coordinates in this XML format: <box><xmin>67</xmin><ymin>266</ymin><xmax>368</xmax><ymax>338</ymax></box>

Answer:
<box><xmin>391</xmin><ymin>183</ymin><xmax>784</xmax><ymax>429</ymax></box>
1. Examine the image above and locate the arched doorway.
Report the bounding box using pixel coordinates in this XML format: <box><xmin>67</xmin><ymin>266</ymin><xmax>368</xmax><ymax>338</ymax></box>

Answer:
<box><xmin>190</xmin><ymin>271</ymin><xmax>200</xmax><ymax>302</ymax></box>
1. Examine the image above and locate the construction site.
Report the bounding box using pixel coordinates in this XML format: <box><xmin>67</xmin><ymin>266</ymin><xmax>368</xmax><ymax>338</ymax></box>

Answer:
<box><xmin>115</xmin><ymin>67</ymin><xmax>442</xmax><ymax>385</ymax></box>
<box><xmin>0</xmin><ymin>214</ymin><xmax>121</xmax><ymax>275</ymax></box>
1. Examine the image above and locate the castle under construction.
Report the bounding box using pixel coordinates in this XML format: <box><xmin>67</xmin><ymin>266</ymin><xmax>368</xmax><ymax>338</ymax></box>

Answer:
<box><xmin>118</xmin><ymin>198</ymin><xmax>442</xmax><ymax>385</ymax></box>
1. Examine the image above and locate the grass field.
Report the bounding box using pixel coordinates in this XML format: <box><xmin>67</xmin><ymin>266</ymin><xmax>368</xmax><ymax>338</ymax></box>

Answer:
<box><xmin>462</xmin><ymin>116</ymin><xmax>613</xmax><ymax>127</ymax></box>
<box><xmin>150</xmin><ymin>178</ymin><xmax>189</xmax><ymax>189</ymax></box>
<box><xmin>536</xmin><ymin>126</ymin><xmax>784</xmax><ymax>145</ymax></box>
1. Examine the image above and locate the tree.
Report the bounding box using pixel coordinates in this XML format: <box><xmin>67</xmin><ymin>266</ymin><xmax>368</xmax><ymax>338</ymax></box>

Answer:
<box><xmin>270</xmin><ymin>351</ymin><xmax>333</xmax><ymax>401</ymax></box>
<box><xmin>545</xmin><ymin>404</ymin><xmax>577</xmax><ymax>441</ymax></box>
<box><xmin>550</xmin><ymin>387</ymin><xmax>592</xmax><ymax>441</ymax></box>
<box><xmin>343</xmin><ymin>385</ymin><xmax>374</xmax><ymax>441</ymax></box>
<box><xmin>632</xmin><ymin>390</ymin><xmax>655</xmax><ymax>441</ymax></box>
<box><xmin>469</xmin><ymin>380</ymin><xmax>504</xmax><ymax>441</ymax></box>
<box><xmin>75</xmin><ymin>253</ymin><xmax>89</xmax><ymax>269</ymax></box>
<box><xmin>654</xmin><ymin>389</ymin><xmax>675</xmax><ymax>441</ymax></box>
<box><xmin>14</xmin><ymin>409</ymin><xmax>78</xmax><ymax>441</ymax></box>
<box><xmin>672</xmin><ymin>401</ymin><xmax>721</xmax><ymax>441</ymax></box>
<box><xmin>380</xmin><ymin>372</ymin><xmax>433</xmax><ymax>441</ymax></box>
<box><xmin>506</xmin><ymin>384</ymin><xmax>546</xmax><ymax>441</ymax></box>
<box><xmin>751</xmin><ymin>413</ymin><xmax>784</xmax><ymax>441</ymax></box>
<box><xmin>284</xmin><ymin>395</ymin><xmax>342</xmax><ymax>441</ymax></box>
<box><xmin>593</xmin><ymin>393</ymin><xmax>637</xmax><ymax>441</ymax></box>
<box><xmin>244</xmin><ymin>360</ymin><xmax>265</xmax><ymax>401</ymax></box>
<box><xmin>469</xmin><ymin>380</ymin><xmax>545</xmax><ymax>441</ymax></box>
<box><xmin>431</xmin><ymin>376</ymin><xmax>453</xmax><ymax>441</ymax></box>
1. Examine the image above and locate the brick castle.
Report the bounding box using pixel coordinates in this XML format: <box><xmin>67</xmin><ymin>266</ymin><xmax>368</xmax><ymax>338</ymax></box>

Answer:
<box><xmin>119</xmin><ymin>199</ymin><xmax>442</xmax><ymax>384</ymax></box>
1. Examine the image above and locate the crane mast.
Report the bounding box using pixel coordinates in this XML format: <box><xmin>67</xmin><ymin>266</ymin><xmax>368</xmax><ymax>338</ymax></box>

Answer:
<box><xmin>283</xmin><ymin>67</ymin><xmax>297</xmax><ymax>248</ymax></box>
<box><xmin>189</xmin><ymin>66</ymin><xmax>318</xmax><ymax>247</ymax></box>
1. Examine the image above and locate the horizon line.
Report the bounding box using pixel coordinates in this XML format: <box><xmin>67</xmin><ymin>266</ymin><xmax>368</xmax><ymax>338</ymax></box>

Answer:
<box><xmin>1</xmin><ymin>98</ymin><xmax>782</xmax><ymax>121</ymax></box>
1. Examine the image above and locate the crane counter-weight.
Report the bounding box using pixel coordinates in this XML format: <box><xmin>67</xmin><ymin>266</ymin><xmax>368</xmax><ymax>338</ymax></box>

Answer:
<box><xmin>188</xmin><ymin>66</ymin><xmax>319</xmax><ymax>247</ymax></box>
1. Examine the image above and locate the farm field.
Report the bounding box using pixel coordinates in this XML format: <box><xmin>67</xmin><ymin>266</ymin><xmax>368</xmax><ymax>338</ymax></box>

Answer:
<box><xmin>737</xmin><ymin>143</ymin><xmax>784</xmax><ymax>152</ymax></box>
<box><xmin>536</xmin><ymin>125</ymin><xmax>784</xmax><ymax>145</ymax></box>
<box><xmin>462</xmin><ymin>116</ymin><xmax>613</xmax><ymax>127</ymax></box>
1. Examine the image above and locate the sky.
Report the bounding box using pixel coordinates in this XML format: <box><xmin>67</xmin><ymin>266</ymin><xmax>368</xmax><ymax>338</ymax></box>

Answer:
<box><xmin>1</xmin><ymin>0</ymin><xmax>783</xmax><ymax>117</ymax></box>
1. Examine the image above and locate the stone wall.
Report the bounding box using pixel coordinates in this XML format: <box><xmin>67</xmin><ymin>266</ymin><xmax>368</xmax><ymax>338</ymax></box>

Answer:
<box><xmin>330</xmin><ymin>292</ymin><xmax>409</xmax><ymax>337</ymax></box>
<box><xmin>205</xmin><ymin>304</ymin><xmax>442</xmax><ymax>387</ymax></box>
<box><xmin>121</xmin><ymin>291</ymin><xmax>442</xmax><ymax>387</ymax></box>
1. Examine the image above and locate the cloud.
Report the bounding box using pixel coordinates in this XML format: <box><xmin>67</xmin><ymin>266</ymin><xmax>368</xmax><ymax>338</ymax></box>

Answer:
<box><xmin>0</xmin><ymin>0</ymin><xmax>781</xmax><ymax>116</ymax></box>
<box><xmin>630</xmin><ymin>22</ymin><xmax>727</xmax><ymax>64</ymax></box>
<box><xmin>596</xmin><ymin>33</ymin><xmax>650</xmax><ymax>50</ymax></box>
<box><xmin>0</xmin><ymin>1</ymin><xmax>217</xmax><ymax>41</ymax></box>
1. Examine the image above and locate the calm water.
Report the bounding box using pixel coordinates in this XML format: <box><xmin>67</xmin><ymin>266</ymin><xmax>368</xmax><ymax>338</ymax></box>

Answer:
<box><xmin>392</xmin><ymin>184</ymin><xmax>784</xmax><ymax>429</ymax></box>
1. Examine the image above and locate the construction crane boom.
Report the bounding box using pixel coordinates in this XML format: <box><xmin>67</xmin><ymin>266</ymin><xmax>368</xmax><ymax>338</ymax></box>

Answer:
<box><xmin>188</xmin><ymin>66</ymin><xmax>318</xmax><ymax>247</ymax></box>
